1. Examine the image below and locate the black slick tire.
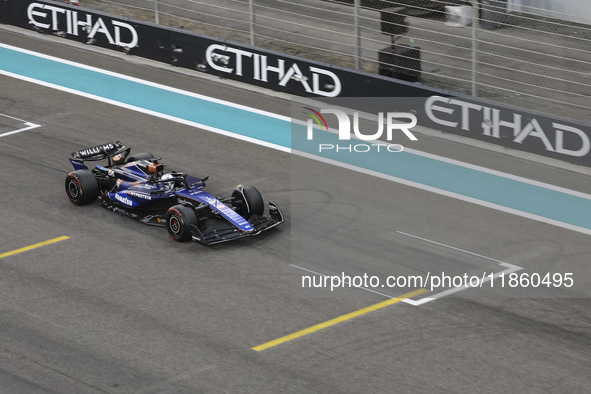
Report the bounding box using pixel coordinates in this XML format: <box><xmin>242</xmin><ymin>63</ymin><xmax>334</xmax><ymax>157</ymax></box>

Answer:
<box><xmin>166</xmin><ymin>204</ymin><xmax>199</xmax><ymax>242</ymax></box>
<box><xmin>65</xmin><ymin>170</ymin><xmax>100</xmax><ymax>205</ymax></box>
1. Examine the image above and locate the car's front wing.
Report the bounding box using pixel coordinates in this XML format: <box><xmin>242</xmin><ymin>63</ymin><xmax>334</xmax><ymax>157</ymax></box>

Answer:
<box><xmin>190</xmin><ymin>202</ymin><xmax>284</xmax><ymax>245</ymax></box>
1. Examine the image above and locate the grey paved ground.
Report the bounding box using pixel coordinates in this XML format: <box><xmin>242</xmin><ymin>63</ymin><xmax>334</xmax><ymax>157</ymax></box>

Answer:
<box><xmin>0</xmin><ymin>28</ymin><xmax>590</xmax><ymax>393</ymax></box>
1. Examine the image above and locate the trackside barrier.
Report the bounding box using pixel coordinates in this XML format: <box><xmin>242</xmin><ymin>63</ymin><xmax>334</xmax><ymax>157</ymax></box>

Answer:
<box><xmin>2</xmin><ymin>0</ymin><xmax>591</xmax><ymax>167</ymax></box>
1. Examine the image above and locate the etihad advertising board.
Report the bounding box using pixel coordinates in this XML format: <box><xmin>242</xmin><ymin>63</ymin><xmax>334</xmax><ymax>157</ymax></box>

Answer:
<box><xmin>2</xmin><ymin>0</ymin><xmax>591</xmax><ymax>166</ymax></box>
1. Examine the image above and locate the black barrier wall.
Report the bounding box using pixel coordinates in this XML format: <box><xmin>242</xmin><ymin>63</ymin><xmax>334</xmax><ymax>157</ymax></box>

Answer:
<box><xmin>2</xmin><ymin>0</ymin><xmax>591</xmax><ymax>167</ymax></box>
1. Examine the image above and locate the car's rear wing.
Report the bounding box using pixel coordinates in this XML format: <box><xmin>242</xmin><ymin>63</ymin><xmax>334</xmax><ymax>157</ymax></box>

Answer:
<box><xmin>69</xmin><ymin>141</ymin><xmax>130</xmax><ymax>170</ymax></box>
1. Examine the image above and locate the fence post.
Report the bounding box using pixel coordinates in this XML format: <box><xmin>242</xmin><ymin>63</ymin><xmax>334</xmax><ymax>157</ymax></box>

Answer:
<box><xmin>155</xmin><ymin>0</ymin><xmax>160</xmax><ymax>24</ymax></box>
<box><xmin>470</xmin><ymin>0</ymin><xmax>479</xmax><ymax>96</ymax></box>
<box><xmin>354</xmin><ymin>0</ymin><xmax>361</xmax><ymax>70</ymax></box>
<box><xmin>249</xmin><ymin>0</ymin><xmax>256</xmax><ymax>46</ymax></box>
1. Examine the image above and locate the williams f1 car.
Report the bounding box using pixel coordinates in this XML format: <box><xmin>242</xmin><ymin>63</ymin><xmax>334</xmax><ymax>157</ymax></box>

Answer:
<box><xmin>65</xmin><ymin>141</ymin><xmax>283</xmax><ymax>245</ymax></box>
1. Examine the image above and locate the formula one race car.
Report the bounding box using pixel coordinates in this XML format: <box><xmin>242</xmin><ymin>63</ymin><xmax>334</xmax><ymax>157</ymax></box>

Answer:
<box><xmin>64</xmin><ymin>141</ymin><xmax>283</xmax><ymax>245</ymax></box>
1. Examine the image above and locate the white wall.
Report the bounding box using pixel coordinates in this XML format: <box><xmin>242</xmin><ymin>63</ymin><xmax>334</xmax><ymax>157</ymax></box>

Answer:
<box><xmin>508</xmin><ymin>0</ymin><xmax>591</xmax><ymax>24</ymax></box>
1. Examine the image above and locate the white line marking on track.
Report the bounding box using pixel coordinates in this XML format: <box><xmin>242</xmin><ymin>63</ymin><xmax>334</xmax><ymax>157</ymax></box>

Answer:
<box><xmin>294</xmin><ymin>150</ymin><xmax>591</xmax><ymax>236</ymax></box>
<box><xmin>396</xmin><ymin>231</ymin><xmax>523</xmax><ymax>306</ymax></box>
<box><xmin>404</xmin><ymin>147</ymin><xmax>591</xmax><ymax>201</ymax></box>
<box><xmin>396</xmin><ymin>231</ymin><xmax>508</xmax><ymax>265</ymax></box>
<box><xmin>0</xmin><ymin>113</ymin><xmax>41</xmax><ymax>138</ymax></box>
<box><xmin>0</xmin><ymin>43</ymin><xmax>291</xmax><ymax>122</ymax></box>
<box><xmin>292</xmin><ymin>231</ymin><xmax>524</xmax><ymax>307</ymax></box>
<box><xmin>0</xmin><ymin>70</ymin><xmax>289</xmax><ymax>153</ymax></box>
<box><xmin>403</xmin><ymin>264</ymin><xmax>523</xmax><ymax>306</ymax></box>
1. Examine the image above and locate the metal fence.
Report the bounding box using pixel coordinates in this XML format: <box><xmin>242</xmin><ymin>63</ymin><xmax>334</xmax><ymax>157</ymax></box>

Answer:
<box><xmin>81</xmin><ymin>0</ymin><xmax>591</xmax><ymax>120</ymax></box>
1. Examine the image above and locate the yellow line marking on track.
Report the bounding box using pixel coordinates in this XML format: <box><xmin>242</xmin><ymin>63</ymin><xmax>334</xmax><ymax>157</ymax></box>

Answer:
<box><xmin>252</xmin><ymin>288</ymin><xmax>429</xmax><ymax>351</ymax></box>
<box><xmin>0</xmin><ymin>236</ymin><xmax>70</xmax><ymax>260</ymax></box>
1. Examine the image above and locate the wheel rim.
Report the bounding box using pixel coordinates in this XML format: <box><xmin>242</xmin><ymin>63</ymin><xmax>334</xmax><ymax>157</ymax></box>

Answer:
<box><xmin>169</xmin><ymin>214</ymin><xmax>181</xmax><ymax>236</ymax></box>
<box><xmin>67</xmin><ymin>179</ymin><xmax>80</xmax><ymax>198</ymax></box>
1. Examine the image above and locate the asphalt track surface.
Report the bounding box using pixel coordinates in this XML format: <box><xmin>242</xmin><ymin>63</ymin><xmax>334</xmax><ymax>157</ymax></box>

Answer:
<box><xmin>0</xmin><ymin>28</ymin><xmax>590</xmax><ymax>393</ymax></box>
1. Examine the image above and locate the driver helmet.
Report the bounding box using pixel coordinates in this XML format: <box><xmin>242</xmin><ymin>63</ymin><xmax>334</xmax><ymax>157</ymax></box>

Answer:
<box><xmin>161</xmin><ymin>173</ymin><xmax>175</xmax><ymax>190</ymax></box>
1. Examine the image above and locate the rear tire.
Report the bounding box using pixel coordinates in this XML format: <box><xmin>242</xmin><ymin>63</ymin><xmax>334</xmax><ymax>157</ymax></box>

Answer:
<box><xmin>65</xmin><ymin>170</ymin><xmax>100</xmax><ymax>205</ymax></box>
<box><xmin>166</xmin><ymin>204</ymin><xmax>199</xmax><ymax>242</ymax></box>
<box><xmin>127</xmin><ymin>152</ymin><xmax>154</xmax><ymax>162</ymax></box>
<box><xmin>232</xmin><ymin>185</ymin><xmax>264</xmax><ymax>220</ymax></box>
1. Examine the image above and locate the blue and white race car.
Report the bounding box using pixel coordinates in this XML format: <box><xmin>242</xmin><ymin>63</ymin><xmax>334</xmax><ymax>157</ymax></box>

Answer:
<box><xmin>65</xmin><ymin>141</ymin><xmax>283</xmax><ymax>244</ymax></box>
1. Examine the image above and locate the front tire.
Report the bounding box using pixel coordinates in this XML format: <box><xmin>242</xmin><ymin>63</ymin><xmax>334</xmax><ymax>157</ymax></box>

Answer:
<box><xmin>232</xmin><ymin>184</ymin><xmax>264</xmax><ymax>220</ymax></box>
<box><xmin>166</xmin><ymin>204</ymin><xmax>199</xmax><ymax>242</ymax></box>
<box><xmin>65</xmin><ymin>170</ymin><xmax>100</xmax><ymax>205</ymax></box>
